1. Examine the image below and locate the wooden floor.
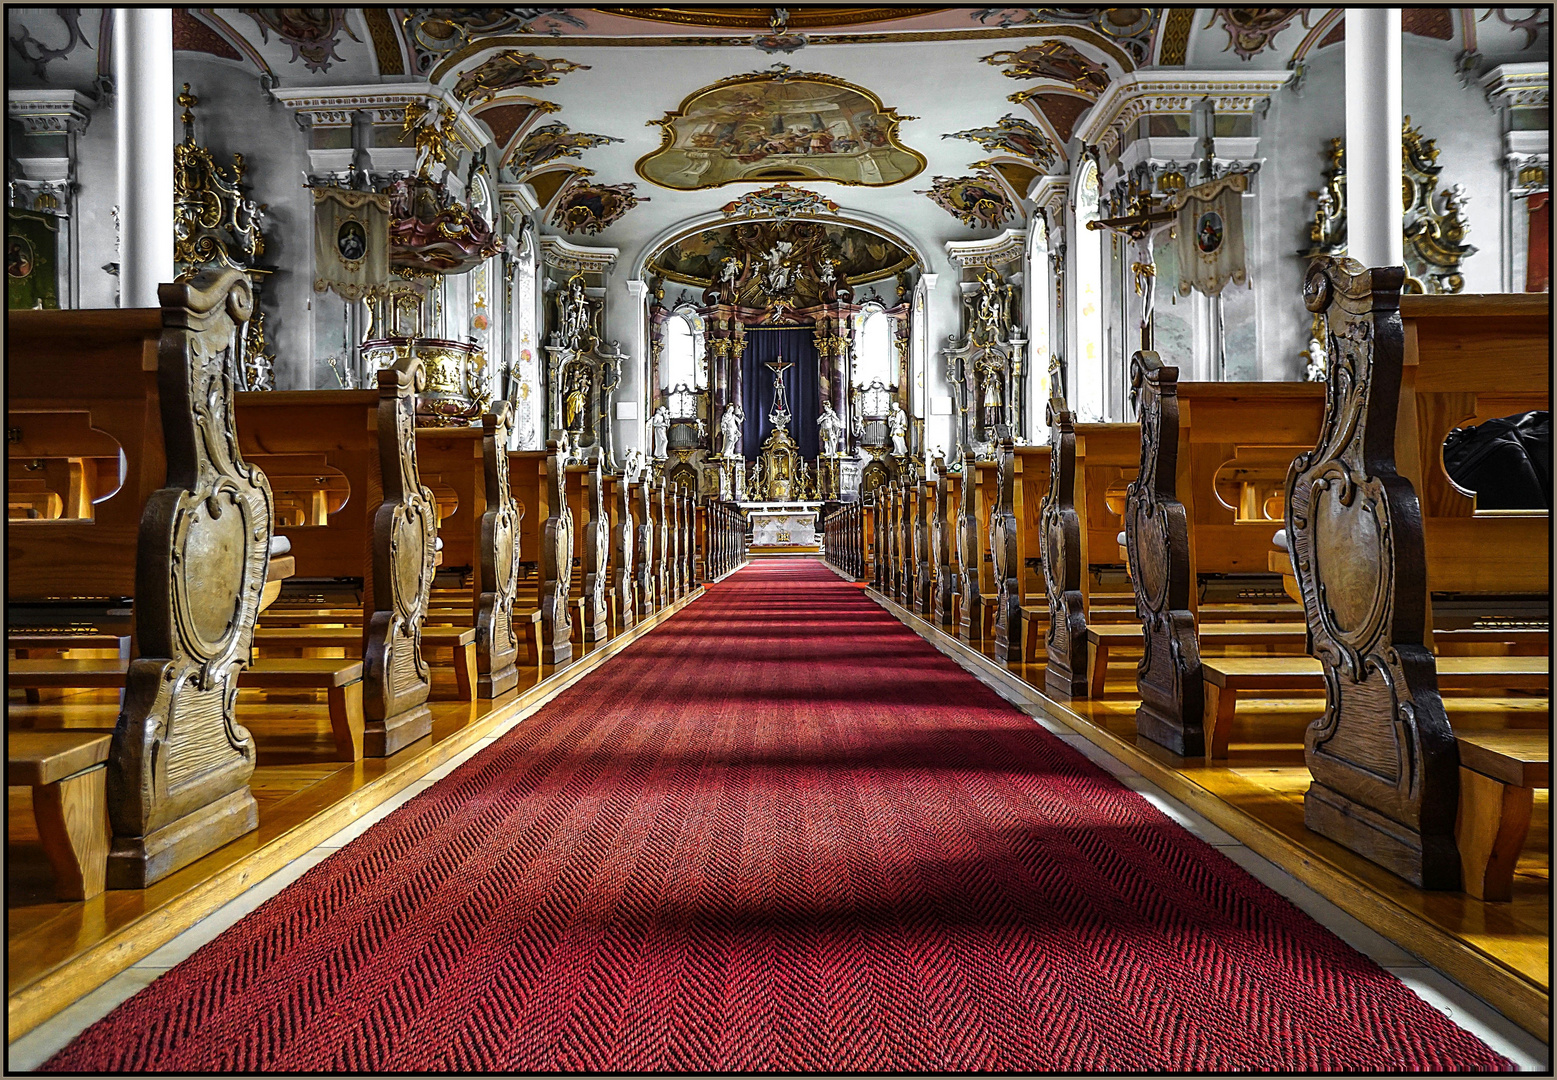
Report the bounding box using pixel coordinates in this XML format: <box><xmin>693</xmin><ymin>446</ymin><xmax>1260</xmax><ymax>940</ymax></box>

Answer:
<box><xmin>6</xmin><ymin>586</ymin><xmax>708</xmax><ymax>1042</ymax></box>
<box><xmin>863</xmin><ymin>584</ymin><xmax>1550</xmax><ymax>1044</ymax></box>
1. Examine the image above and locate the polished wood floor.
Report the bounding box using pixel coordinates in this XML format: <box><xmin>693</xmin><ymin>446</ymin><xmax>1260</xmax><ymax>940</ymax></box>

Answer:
<box><xmin>865</xmin><ymin>584</ymin><xmax>1549</xmax><ymax>1043</ymax></box>
<box><xmin>7</xmin><ymin>590</ymin><xmax>704</xmax><ymax>1041</ymax></box>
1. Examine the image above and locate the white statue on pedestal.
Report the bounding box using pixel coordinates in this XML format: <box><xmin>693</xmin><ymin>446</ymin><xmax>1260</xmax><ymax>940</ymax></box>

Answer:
<box><xmin>888</xmin><ymin>401</ymin><xmax>909</xmax><ymax>457</ymax></box>
<box><xmin>649</xmin><ymin>405</ymin><xmax>671</xmax><ymax>459</ymax></box>
<box><xmin>818</xmin><ymin>401</ymin><xmax>844</xmax><ymax>456</ymax></box>
<box><xmin>622</xmin><ymin>446</ymin><xmax>643</xmax><ymax>483</ymax></box>
<box><xmin>718</xmin><ymin>403</ymin><xmax>744</xmax><ymax>459</ymax></box>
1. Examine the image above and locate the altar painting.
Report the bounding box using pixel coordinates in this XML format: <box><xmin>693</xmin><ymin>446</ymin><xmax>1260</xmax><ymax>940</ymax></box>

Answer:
<box><xmin>638</xmin><ymin>69</ymin><xmax>924</xmax><ymax>190</ymax></box>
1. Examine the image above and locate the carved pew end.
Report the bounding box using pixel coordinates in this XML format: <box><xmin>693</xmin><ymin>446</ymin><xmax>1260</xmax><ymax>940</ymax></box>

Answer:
<box><xmin>1303</xmin><ymin>781</ymin><xmax>1462</xmax><ymax>890</ymax></box>
<box><xmin>108</xmin><ymin>785</ymin><xmax>259</xmax><ymax>891</ymax></box>
<box><xmin>363</xmin><ymin>704</ymin><xmax>433</xmax><ymax>759</ymax></box>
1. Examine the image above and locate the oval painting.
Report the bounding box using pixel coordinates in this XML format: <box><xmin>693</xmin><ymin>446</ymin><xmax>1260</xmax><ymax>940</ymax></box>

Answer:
<box><xmin>638</xmin><ymin>70</ymin><xmax>924</xmax><ymax>190</ymax></box>
<box><xmin>336</xmin><ymin>219</ymin><xmax>368</xmax><ymax>262</ymax></box>
<box><xmin>1196</xmin><ymin>211</ymin><xmax>1224</xmax><ymax>254</ymax></box>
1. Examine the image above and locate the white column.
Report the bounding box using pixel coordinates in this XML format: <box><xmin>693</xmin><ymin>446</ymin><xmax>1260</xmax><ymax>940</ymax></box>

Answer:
<box><xmin>114</xmin><ymin>7</ymin><xmax>174</xmax><ymax>307</ymax></box>
<box><xmin>624</xmin><ymin>279</ymin><xmax>650</xmax><ymax>455</ymax></box>
<box><xmin>1345</xmin><ymin>8</ymin><xmax>1403</xmax><ymax>268</ymax></box>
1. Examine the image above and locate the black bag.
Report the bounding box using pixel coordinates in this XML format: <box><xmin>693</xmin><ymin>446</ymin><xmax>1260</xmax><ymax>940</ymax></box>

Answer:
<box><xmin>1441</xmin><ymin>410</ymin><xmax>1551</xmax><ymax>510</ymax></box>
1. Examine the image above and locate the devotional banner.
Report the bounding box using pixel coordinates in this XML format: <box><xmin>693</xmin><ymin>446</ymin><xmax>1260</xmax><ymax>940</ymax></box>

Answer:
<box><xmin>312</xmin><ymin>188</ymin><xmax>390</xmax><ymax>301</ymax></box>
<box><xmin>1170</xmin><ymin>173</ymin><xmax>1249</xmax><ymax>298</ymax></box>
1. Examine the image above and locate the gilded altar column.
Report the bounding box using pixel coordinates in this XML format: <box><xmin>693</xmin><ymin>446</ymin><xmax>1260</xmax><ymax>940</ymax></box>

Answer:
<box><xmin>115</xmin><ymin>7</ymin><xmax>175</xmax><ymax>307</ymax></box>
<box><xmin>1345</xmin><ymin>8</ymin><xmax>1403</xmax><ymax>267</ymax></box>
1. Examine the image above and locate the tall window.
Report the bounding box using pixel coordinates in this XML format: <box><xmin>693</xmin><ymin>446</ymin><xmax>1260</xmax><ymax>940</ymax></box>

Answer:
<box><xmin>1028</xmin><ymin>217</ymin><xmax>1052</xmax><ymax>443</ymax></box>
<box><xmin>662</xmin><ymin>307</ymin><xmax>704</xmax><ymax>417</ymax></box>
<box><xmin>1075</xmin><ymin>162</ymin><xmax>1104</xmax><ymax>422</ymax></box>
<box><xmin>852</xmin><ymin>304</ymin><xmax>893</xmax><ymax>417</ymax></box>
<box><xmin>511</xmin><ymin>227</ymin><xmax>540</xmax><ymax>449</ymax></box>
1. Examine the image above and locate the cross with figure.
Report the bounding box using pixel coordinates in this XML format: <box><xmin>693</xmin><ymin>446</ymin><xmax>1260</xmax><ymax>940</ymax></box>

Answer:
<box><xmin>765</xmin><ymin>354</ymin><xmax>794</xmax><ymax>429</ymax></box>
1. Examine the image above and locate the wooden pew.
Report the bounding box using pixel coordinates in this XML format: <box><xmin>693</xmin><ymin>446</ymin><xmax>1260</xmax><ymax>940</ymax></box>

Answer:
<box><xmin>931</xmin><ymin>459</ymin><xmax>959</xmax><ymax>632</ymax></box>
<box><xmin>1014</xmin><ymin>446</ymin><xmax>1053</xmax><ymax>663</ymax></box>
<box><xmin>1041</xmin><ymin>390</ymin><xmax>1088</xmax><ymax>698</ymax></box>
<box><xmin>630</xmin><ymin>478</ymin><xmax>657</xmax><ymax>620</ymax></box>
<box><xmin>474</xmin><ymin>406</ymin><xmax>524</xmax><ymax>696</ymax></box>
<box><xmin>1287</xmin><ymin>257</ymin><xmax>1550</xmax><ymax>890</ymax></box>
<box><xmin>8</xmin><ymin>732</ymin><xmax>113</xmax><ymax>900</ymax></box>
<box><xmin>990</xmin><ymin>439</ymin><xmax>1023</xmax><ymax>662</ymax></box>
<box><xmin>956</xmin><ymin>452</ymin><xmax>990</xmax><ymax>644</ymax></box>
<box><xmin>235</xmin><ymin>355</ymin><xmax>438</xmax><ymax>758</ymax></box>
<box><xmin>8</xmin><ymin>268</ymin><xmax>274</xmax><ymax>887</ymax></box>
<box><xmin>509</xmin><ymin>443</ymin><xmax>575</xmax><ymax>666</ymax></box>
<box><xmin>604</xmin><ymin>471</ymin><xmax>636</xmax><ymax>631</ymax></box>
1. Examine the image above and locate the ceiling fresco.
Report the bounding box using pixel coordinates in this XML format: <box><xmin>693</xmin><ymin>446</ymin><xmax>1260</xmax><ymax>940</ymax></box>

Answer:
<box><xmin>636</xmin><ymin>66</ymin><xmax>925</xmax><ymax>191</ymax></box>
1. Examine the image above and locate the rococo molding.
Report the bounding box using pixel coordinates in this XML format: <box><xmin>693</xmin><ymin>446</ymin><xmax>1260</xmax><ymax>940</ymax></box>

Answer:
<box><xmin>1073</xmin><ymin>71</ymin><xmax>1294</xmax><ymax>159</ymax></box>
<box><xmin>539</xmin><ymin>234</ymin><xmax>619</xmax><ymax>274</ymax></box>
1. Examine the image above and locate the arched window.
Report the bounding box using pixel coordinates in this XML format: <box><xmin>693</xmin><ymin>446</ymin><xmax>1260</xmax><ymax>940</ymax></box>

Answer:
<box><xmin>510</xmin><ymin>226</ymin><xmax>540</xmax><ymax>449</ymax></box>
<box><xmin>1074</xmin><ymin>162</ymin><xmax>1104</xmax><ymax>422</ymax></box>
<box><xmin>853</xmin><ymin>305</ymin><xmax>893</xmax><ymax>388</ymax></box>
<box><xmin>1028</xmin><ymin>217</ymin><xmax>1051</xmax><ymax>443</ymax></box>
<box><xmin>662</xmin><ymin>307</ymin><xmax>704</xmax><ymax>418</ymax></box>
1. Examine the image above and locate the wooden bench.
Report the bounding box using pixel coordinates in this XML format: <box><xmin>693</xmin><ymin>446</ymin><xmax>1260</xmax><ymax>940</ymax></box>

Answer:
<box><xmin>1455</xmin><ymin>732</ymin><xmax>1551</xmax><ymax>902</ymax></box>
<box><xmin>1088</xmin><ymin>621</ymin><xmax>1311</xmax><ymax>701</ymax></box>
<box><xmin>8</xmin><ymin>269</ymin><xmax>276</xmax><ymax>887</ymax></box>
<box><xmin>236</xmin><ymin>356</ymin><xmax>438</xmax><ymax>758</ymax></box>
<box><xmin>1123</xmin><ymin>350</ymin><xmax>1324</xmax><ymax>755</ymax></box>
<box><xmin>509</xmin><ymin>443</ymin><xmax>576</xmax><ymax>665</ymax></box>
<box><xmin>7</xmin><ymin>732</ymin><xmax>113</xmax><ymax>900</ymax></box>
<box><xmin>1287</xmin><ymin>259</ymin><xmax>1551</xmax><ymax>889</ymax></box>
<box><xmin>1201</xmin><ymin>654</ymin><xmax>1549</xmax><ymax>761</ymax></box>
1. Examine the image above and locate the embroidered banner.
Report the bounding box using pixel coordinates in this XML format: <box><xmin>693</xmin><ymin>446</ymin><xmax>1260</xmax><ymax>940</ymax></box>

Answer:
<box><xmin>1170</xmin><ymin>174</ymin><xmax>1249</xmax><ymax>298</ymax></box>
<box><xmin>313</xmin><ymin>188</ymin><xmax>390</xmax><ymax>301</ymax></box>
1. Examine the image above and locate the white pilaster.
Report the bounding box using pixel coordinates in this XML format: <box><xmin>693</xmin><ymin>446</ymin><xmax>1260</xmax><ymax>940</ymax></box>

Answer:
<box><xmin>114</xmin><ymin>7</ymin><xmax>174</xmax><ymax>308</ymax></box>
<box><xmin>1345</xmin><ymin>8</ymin><xmax>1404</xmax><ymax>268</ymax></box>
<box><xmin>624</xmin><ymin>279</ymin><xmax>650</xmax><ymax>455</ymax></box>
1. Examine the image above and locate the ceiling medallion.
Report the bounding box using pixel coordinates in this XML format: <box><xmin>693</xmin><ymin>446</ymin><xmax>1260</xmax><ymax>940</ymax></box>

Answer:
<box><xmin>551</xmin><ymin>176</ymin><xmax>648</xmax><ymax>235</ymax></box>
<box><xmin>918</xmin><ymin>174</ymin><xmax>1016</xmax><ymax>230</ymax></box>
<box><xmin>637</xmin><ymin>65</ymin><xmax>924</xmax><ymax>191</ymax></box>
<box><xmin>452</xmin><ymin>51</ymin><xmax>591</xmax><ymax>106</ymax></box>
<box><xmin>751</xmin><ymin>7</ymin><xmax>808</xmax><ymax>54</ymax></box>
<box><xmin>944</xmin><ymin>114</ymin><xmax>1057</xmax><ymax>168</ymax></box>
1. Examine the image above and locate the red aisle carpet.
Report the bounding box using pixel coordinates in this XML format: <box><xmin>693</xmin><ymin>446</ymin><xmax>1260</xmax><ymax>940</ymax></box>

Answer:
<box><xmin>47</xmin><ymin>560</ymin><xmax>1510</xmax><ymax>1072</ymax></box>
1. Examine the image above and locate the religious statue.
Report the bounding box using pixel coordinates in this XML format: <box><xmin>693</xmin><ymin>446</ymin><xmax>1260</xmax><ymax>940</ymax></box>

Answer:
<box><xmin>564</xmin><ymin>366</ymin><xmax>590</xmax><ymax>431</ymax></box>
<box><xmin>649</xmin><ymin>404</ymin><xmax>671</xmax><ymax>459</ymax></box>
<box><xmin>1302</xmin><ymin>333</ymin><xmax>1327</xmax><ymax>383</ymax></box>
<box><xmin>555</xmin><ymin>427</ymin><xmax>572</xmax><ymax>463</ymax></box>
<box><xmin>556</xmin><ymin>273</ymin><xmax>593</xmax><ymax>349</ymax></box>
<box><xmin>718</xmin><ymin>403</ymin><xmax>745</xmax><ymax>459</ymax></box>
<box><xmin>818</xmin><ymin>401</ymin><xmax>845</xmax><ymax>456</ymax></box>
<box><xmin>888</xmin><ymin>401</ymin><xmax>909</xmax><ymax>457</ymax></box>
<box><xmin>622</xmin><ymin>446</ymin><xmax>643</xmax><ymax>483</ymax></box>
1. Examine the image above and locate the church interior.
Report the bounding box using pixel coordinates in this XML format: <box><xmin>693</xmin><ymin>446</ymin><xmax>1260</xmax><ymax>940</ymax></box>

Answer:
<box><xmin>5</xmin><ymin>5</ymin><xmax>1552</xmax><ymax>1072</ymax></box>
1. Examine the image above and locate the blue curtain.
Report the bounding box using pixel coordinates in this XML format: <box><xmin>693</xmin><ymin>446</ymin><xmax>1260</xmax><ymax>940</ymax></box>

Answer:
<box><xmin>740</xmin><ymin>327</ymin><xmax>820</xmax><ymax>460</ymax></box>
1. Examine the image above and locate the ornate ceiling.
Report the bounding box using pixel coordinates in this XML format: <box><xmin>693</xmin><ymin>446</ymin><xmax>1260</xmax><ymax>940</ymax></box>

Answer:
<box><xmin>8</xmin><ymin>7</ymin><xmax>1548</xmax><ymax>258</ymax></box>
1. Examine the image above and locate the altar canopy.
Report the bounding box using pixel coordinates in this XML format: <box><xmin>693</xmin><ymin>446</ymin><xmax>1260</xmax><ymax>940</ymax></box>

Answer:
<box><xmin>740</xmin><ymin>327</ymin><xmax>820</xmax><ymax>460</ymax></box>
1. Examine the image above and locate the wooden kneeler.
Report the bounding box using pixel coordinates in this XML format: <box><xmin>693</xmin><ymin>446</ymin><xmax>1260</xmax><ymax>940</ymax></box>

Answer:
<box><xmin>8</xmin><ymin>732</ymin><xmax>113</xmax><ymax>900</ymax></box>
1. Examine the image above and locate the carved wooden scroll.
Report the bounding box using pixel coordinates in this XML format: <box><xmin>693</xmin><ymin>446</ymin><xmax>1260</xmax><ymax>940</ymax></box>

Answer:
<box><xmin>896</xmin><ymin>482</ymin><xmax>912</xmax><ymax>607</ymax></box>
<box><xmin>539</xmin><ymin>440</ymin><xmax>575</xmax><ymax>665</ymax></box>
<box><xmin>957</xmin><ymin>452</ymin><xmax>984</xmax><ymax>642</ymax></box>
<box><xmin>916</xmin><ymin>481</ymin><xmax>934</xmax><ymax>618</ymax></box>
<box><xmin>580</xmin><ymin>455</ymin><xmax>608</xmax><ymax>643</ymax></box>
<box><xmin>632</xmin><ymin>480</ymin><xmax>655</xmax><ymax>618</ymax></box>
<box><xmin>109</xmin><ymin>267</ymin><xmax>266</xmax><ymax>888</ymax></box>
<box><xmin>1043</xmin><ymin>391</ymin><xmax>1088</xmax><ymax>698</ymax></box>
<box><xmin>612</xmin><ymin>474</ymin><xmax>636</xmax><ymax>631</ymax></box>
<box><xmin>670</xmin><ymin>488</ymin><xmax>685</xmax><ymax>600</ymax></box>
<box><xmin>991</xmin><ymin>438</ymin><xmax>1023</xmax><ymax>664</ymax></box>
<box><xmin>477</xmin><ymin>405</ymin><xmax>522</xmax><ymax>697</ymax></box>
<box><xmin>872</xmin><ymin>493</ymin><xmax>886</xmax><ymax>591</ymax></box>
<box><xmin>1125</xmin><ymin>352</ymin><xmax>1204</xmax><ymax>756</ymax></box>
<box><xmin>932</xmin><ymin>459</ymin><xmax>957</xmax><ymax>630</ymax></box>
<box><xmin>364</xmin><ymin>352</ymin><xmax>437</xmax><ymax>755</ymax></box>
<box><xmin>1289</xmin><ymin>257</ymin><xmax>1459</xmax><ymax>888</ymax></box>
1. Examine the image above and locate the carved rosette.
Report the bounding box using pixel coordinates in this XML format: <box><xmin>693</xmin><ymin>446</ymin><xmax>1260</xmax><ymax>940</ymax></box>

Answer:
<box><xmin>1287</xmin><ymin>257</ymin><xmax>1459</xmax><ymax>888</ymax></box>
<box><xmin>957</xmin><ymin>453</ymin><xmax>984</xmax><ymax>641</ymax></box>
<box><xmin>613</xmin><ymin>477</ymin><xmax>637</xmax><ymax>630</ymax></box>
<box><xmin>1042</xmin><ymin>393</ymin><xmax>1088</xmax><ymax>698</ymax></box>
<box><xmin>477</xmin><ymin>405</ymin><xmax>522</xmax><ymax>697</ymax></box>
<box><xmin>991</xmin><ymin>439</ymin><xmax>1022</xmax><ymax>663</ymax></box>
<box><xmin>540</xmin><ymin>441</ymin><xmax>575</xmax><ymax>665</ymax></box>
<box><xmin>581</xmin><ymin>457</ymin><xmax>609</xmax><ymax>642</ymax></box>
<box><xmin>365</xmin><ymin>353</ymin><xmax>437</xmax><ymax>753</ymax></box>
<box><xmin>109</xmin><ymin>268</ymin><xmax>267</xmax><ymax>887</ymax></box>
<box><xmin>932</xmin><ymin>460</ymin><xmax>957</xmax><ymax>630</ymax></box>
<box><xmin>633</xmin><ymin>481</ymin><xmax>656</xmax><ymax>619</ymax></box>
<box><xmin>1125</xmin><ymin>351</ymin><xmax>1204</xmax><ymax>756</ymax></box>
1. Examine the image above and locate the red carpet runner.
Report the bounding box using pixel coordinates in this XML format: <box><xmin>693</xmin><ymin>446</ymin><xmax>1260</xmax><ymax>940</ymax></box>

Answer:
<box><xmin>48</xmin><ymin>560</ymin><xmax>1511</xmax><ymax>1072</ymax></box>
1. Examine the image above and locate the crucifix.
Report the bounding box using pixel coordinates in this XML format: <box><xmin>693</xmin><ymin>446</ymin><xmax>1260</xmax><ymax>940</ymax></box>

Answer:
<box><xmin>765</xmin><ymin>354</ymin><xmax>793</xmax><ymax>429</ymax></box>
<box><xmin>1086</xmin><ymin>188</ymin><xmax>1176</xmax><ymax>353</ymax></box>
